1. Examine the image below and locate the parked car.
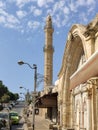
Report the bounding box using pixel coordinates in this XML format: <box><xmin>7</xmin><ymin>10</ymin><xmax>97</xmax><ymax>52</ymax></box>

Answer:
<box><xmin>0</xmin><ymin>103</ymin><xmax>3</xmax><ymax>111</ymax></box>
<box><xmin>8</xmin><ymin>105</ymin><xmax>12</xmax><ymax>110</ymax></box>
<box><xmin>0</xmin><ymin>111</ymin><xmax>11</xmax><ymax>130</ymax></box>
<box><xmin>9</xmin><ymin>111</ymin><xmax>20</xmax><ymax>125</ymax></box>
<box><xmin>10</xmin><ymin>102</ymin><xmax>15</xmax><ymax>107</ymax></box>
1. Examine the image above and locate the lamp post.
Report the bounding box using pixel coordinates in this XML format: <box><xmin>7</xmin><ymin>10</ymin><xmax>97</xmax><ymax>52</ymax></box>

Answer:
<box><xmin>18</xmin><ymin>61</ymin><xmax>37</xmax><ymax>130</ymax></box>
<box><xmin>19</xmin><ymin>86</ymin><xmax>30</xmax><ymax>105</ymax></box>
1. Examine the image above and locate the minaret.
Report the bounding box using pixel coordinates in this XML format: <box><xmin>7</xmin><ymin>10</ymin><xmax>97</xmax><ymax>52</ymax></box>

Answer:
<box><xmin>43</xmin><ymin>15</ymin><xmax>54</xmax><ymax>89</ymax></box>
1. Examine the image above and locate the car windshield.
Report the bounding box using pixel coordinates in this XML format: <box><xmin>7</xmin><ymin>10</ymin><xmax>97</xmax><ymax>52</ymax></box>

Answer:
<box><xmin>10</xmin><ymin>113</ymin><xmax>18</xmax><ymax>116</ymax></box>
<box><xmin>0</xmin><ymin>113</ymin><xmax>8</xmax><ymax>119</ymax></box>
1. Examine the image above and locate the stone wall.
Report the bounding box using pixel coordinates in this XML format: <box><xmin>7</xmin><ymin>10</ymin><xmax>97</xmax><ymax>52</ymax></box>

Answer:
<box><xmin>57</xmin><ymin>14</ymin><xmax>98</xmax><ymax>130</ymax></box>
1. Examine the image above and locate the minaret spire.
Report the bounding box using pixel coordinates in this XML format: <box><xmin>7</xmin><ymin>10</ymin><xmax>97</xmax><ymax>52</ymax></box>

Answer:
<box><xmin>43</xmin><ymin>15</ymin><xmax>54</xmax><ymax>89</ymax></box>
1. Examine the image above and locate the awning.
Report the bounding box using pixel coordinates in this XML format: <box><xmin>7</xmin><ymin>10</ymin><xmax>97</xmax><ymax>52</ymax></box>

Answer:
<box><xmin>36</xmin><ymin>92</ymin><xmax>58</xmax><ymax>108</ymax></box>
<box><xmin>70</xmin><ymin>51</ymin><xmax>98</xmax><ymax>90</ymax></box>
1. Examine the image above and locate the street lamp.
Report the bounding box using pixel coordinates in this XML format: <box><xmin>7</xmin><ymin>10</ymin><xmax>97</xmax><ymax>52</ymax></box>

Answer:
<box><xmin>19</xmin><ymin>86</ymin><xmax>30</xmax><ymax>105</ymax></box>
<box><xmin>20</xmin><ymin>86</ymin><xmax>28</xmax><ymax>91</ymax></box>
<box><xmin>18</xmin><ymin>60</ymin><xmax>37</xmax><ymax>130</ymax></box>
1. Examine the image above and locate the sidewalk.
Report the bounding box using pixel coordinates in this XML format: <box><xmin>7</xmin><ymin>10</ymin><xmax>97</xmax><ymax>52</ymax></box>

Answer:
<box><xmin>23</xmin><ymin>114</ymin><xmax>51</xmax><ymax>130</ymax></box>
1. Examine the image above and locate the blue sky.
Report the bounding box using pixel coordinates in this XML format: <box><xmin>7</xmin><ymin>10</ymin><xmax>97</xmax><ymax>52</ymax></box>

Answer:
<box><xmin>0</xmin><ymin>0</ymin><xmax>98</xmax><ymax>96</ymax></box>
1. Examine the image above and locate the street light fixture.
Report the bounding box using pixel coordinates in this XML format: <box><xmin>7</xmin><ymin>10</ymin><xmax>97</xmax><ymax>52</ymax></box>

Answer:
<box><xmin>20</xmin><ymin>86</ymin><xmax>27</xmax><ymax>90</ymax></box>
<box><xmin>18</xmin><ymin>60</ymin><xmax>37</xmax><ymax>130</ymax></box>
<box><xmin>19</xmin><ymin>86</ymin><xmax>30</xmax><ymax>93</ymax></box>
<box><xmin>19</xmin><ymin>86</ymin><xmax>30</xmax><ymax>105</ymax></box>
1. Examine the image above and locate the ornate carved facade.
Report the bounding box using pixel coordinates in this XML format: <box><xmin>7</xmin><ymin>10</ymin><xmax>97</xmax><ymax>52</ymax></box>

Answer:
<box><xmin>57</xmin><ymin>14</ymin><xmax>98</xmax><ymax>130</ymax></box>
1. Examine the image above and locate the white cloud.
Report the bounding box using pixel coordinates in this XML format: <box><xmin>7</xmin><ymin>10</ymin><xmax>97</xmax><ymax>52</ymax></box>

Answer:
<box><xmin>30</xmin><ymin>5</ymin><xmax>36</xmax><ymax>12</ymax></box>
<box><xmin>33</xmin><ymin>9</ymin><xmax>42</xmax><ymax>16</ymax></box>
<box><xmin>0</xmin><ymin>16</ymin><xmax>6</xmax><ymax>24</ymax></box>
<box><xmin>0</xmin><ymin>0</ymin><xmax>97</xmax><ymax>33</ymax></box>
<box><xmin>50</xmin><ymin>2</ymin><xmax>70</xmax><ymax>27</ymax></box>
<box><xmin>88</xmin><ymin>6</ymin><xmax>95</xmax><ymax>14</ymax></box>
<box><xmin>63</xmin><ymin>6</ymin><xmax>70</xmax><ymax>15</ymax></box>
<box><xmin>0</xmin><ymin>1</ymin><xmax>6</xmax><ymax>9</ymax></box>
<box><xmin>6</xmin><ymin>14</ymin><xmax>19</xmax><ymax>24</ymax></box>
<box><xmin>53</xmin><ymin>14</ymin><xmax>61</xmax><ymax>28</ymax></box>
<box><xmin>69</xmin><ymin>2</ymin><xmax>77</xmax><ymax>12</ymax></box>
<box><xmin>0</xmin><ymin>8</ymin><xmax>20</xmax><ymax>29</ymax></box>
<box><xmin>16</xmin><ymin>10</ymin><xmax>27</xmax><ymax>19</ymax></box>
<box><xmin>0</xmin><ymin>9</ymin><xmax>8</xmax><ymax>16</ymax></box>
<box><xmin>87</xmin><ymin>0</ymin><xmax>96</xmax><ymax>5</ymax></box>
<box><xmin>37</xmin><ymin>0</ymin><xmax>54</xmax><ymax>7</ymax></box>
<box><xmin>37</xmin><ymin>0</ymin><xmax>47</xmax><ymax>7</ymax></box>
<box><xmin>28</xmin><ymin>21</ymin><xmax>40</xmax><ymax>29</ymax></box>
<box><xmin>14</xmin><ymin>0</ymin><xmax>33</xmax><ymax>8</ymax></box>
<box><xmin>57</xmin><ymin>1</ymin><xmax>65</xmax><ymax>9</ymax></box>
<box><xmin>47</xmin><ymin>9</ymin><xmax>52</xmax><ymax>14</ymax></box>
<box><xmin>76</xmin><ymin>0</ymin><xmax>86</xmax><ymax>6</ymax></box>
<box><xmin>52</xmin><ymin>1</ymin><xmax>69</xmax><ymax>15</ymax></box>
<box><xmin>16</xmin><ymin>0</ymin><xmax>28</xmax><ymax>8</ymax></box>
<box><xmin>30</xmin><ymin>6</ymin><xmax>42</xmax><ymax>16</ymax></box>
<box><xmin>79</xmin><ymin>13</ymin><xmax>88</xmax><ymax>24</ymax></box>
<box><xmin>75</xmin><ymin>0</ymin><xmax>95</xmax><ymax>8</ymax></box>
<box><xmin>62</xmin><ymin>15</ymin><xmax>69</xmax><ymax>26</ymax></box>
<box><xmin>68</xmin><ymin>0</ymin><xmax>95</xmax><ymax>13</ymax></box>
<box><xmin>53</xmin><ymin>2</ymin><xmax>59</xmax><ymax>13</ymax></box>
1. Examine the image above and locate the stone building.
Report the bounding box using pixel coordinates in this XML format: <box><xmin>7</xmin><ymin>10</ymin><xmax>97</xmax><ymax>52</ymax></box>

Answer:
<box><xmin>37</xmin><ymin>14</ymin><xmax>98</xmax><ymax>130</ymax></box>
<box><xmin>57</xmin><ymin>14</ymin><xmax>98</xmax><ymax>130</ymax></box>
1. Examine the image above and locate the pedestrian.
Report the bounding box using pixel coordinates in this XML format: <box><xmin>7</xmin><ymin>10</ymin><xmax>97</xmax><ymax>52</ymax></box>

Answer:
<box><xmin>27</xmin><ymin>111</ymin><xmax>29</xmax><ymax>117</ymax></box>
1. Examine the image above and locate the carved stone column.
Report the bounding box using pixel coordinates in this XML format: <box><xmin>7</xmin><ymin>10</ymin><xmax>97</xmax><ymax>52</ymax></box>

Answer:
<box><xmin>87</xmin><ymin>77</ymin><xmax>98</xmax><ymax>130</ymax></box>
<box><xmin>92</xmin><ymin>87</ymin><xmax>97</xmax><ymax>130</ymax></box>
<box><xmin>87</xmin><ymin>89</ymin><xmax>92</xmax><ymax>130</ymax></box>
<box><xmin>95</xmin><ymin>79</ymin><xmax>98</xmax><ymax>130</ymax></box>
<box><xmin>96</xmin><ymin>87</ymin><xmax>98</xmax><ymax>130</ymax></box>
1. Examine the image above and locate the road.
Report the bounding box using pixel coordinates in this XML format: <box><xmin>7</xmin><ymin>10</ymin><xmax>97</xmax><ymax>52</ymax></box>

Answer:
<box><xmin>11</xmin><ymin>101</ymin><xmax>25</xmax><ymax>130</ymax></box>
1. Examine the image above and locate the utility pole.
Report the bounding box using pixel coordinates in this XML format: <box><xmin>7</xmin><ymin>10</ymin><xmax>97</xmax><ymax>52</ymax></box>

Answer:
<box><xmin>18</xmin><ymin>61</ymin><xmax>37</xmax><ymax>130</ymax></box>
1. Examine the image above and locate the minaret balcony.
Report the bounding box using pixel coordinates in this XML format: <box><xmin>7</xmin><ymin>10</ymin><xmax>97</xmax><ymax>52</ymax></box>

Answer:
<box><xmin>44</xmin><ymin>25</ymin><xmax>54</xmax><ymax>30</ymax></box>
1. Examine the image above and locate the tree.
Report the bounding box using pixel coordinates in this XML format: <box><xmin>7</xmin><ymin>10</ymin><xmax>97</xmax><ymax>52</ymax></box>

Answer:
<box><xmin>7</xmin><ymin>92</ymin><xmax>19</xmax><ymax>101</ymax></box>
<box><xmin>0</xmin><ymin>81</ymin><xmax>9</xmax><ymax>98</ymax></box>
<box><xmin>13</xmin><ymin>93</ymin><xmax>19</xmax><ymax>101</ymax></box>
<box><xmin>1</xmin><ymin>94</ymin><xmax>10</xmax><ymax>103</ymax></box>
<box><xmin>0</xmin><ymin>80</ymin><xmax>19</xmax><ymax>103</ymax></box>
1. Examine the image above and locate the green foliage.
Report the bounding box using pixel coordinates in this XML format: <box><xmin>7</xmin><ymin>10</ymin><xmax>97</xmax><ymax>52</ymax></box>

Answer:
<box><xmin>0</xmin><ymin>80</ymin><xmax>19</xmax><ymax>103</ymax></box>
<box><xmin>1</xmin><ymin>94</ymin><xmax>10</xmax><ymax>103</ymax></box>
<box><xmin>0</xmin><ymin>81</ymin><xmax>8</xmax><ymax>99</ymax></box>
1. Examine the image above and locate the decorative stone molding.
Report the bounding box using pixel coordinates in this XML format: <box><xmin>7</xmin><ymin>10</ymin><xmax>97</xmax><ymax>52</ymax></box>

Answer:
<box><xmin>68</xmin><ymin>32</ymin><xmax>74</xmax><ymax>41</ymax></box>
<box><xmin>87</xmin><ymin>89</ymin><xmax>92</xmax><ymax>99</ymax></box>
<box><xmin>83</xmin><ymin>14</ymin><xmax>98</xmax><ymax>39</ymax></box>
<box><xmin>95</xmin><ymin>31</ymin><xmax>98</xmax><ymax>37</ymax></box>
<box><xmin>83</xmin><ymin>28</ymin><xmax>96</xmax><ymax>39</ymax></box>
